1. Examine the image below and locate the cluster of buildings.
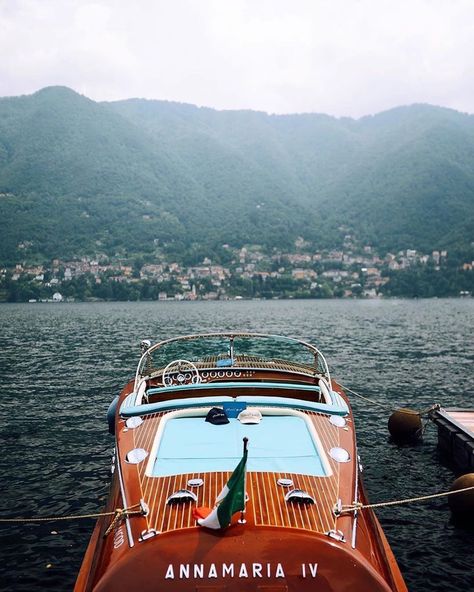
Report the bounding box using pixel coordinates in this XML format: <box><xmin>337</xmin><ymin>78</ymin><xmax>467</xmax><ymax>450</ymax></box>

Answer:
<box><xmin>2</xmin><ymin>234</ymin><xmax>469</xmax><ymax>301</ymax></box>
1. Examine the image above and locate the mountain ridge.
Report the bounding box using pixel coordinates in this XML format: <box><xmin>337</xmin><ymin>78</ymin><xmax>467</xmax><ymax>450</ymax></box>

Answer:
<box><xmin>0</xmin><ymin>86</ymin><xmax>473</xmax><ymax>265</ymax></box>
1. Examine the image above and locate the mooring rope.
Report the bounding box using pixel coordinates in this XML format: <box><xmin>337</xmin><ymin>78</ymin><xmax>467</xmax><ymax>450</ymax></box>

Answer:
<box><xmin>335</xmin><ymin>485</ymin><xmax>474</xmax><ymax>515</ymax></box>
<box><xmin>0</xmin><ymin>511</ymin><xmax>115</xmax><ymax>523</ymax></box>
<box><xmin>103</xmin><ymin>504</ymin><xmax>144</xmax><ymax>537</ymax></box>
<box><xmin>339</xmin><ymin>383</ymin><xmax>392</xmax><ymax>409</ymax></box>
<box><xmin>0</xmin><ymin>502</ymin><xmax>145</xmax><ymax>533</ymax></box>
<box><xmin>339</xmin><ymin>383</ymin><xmax>440</xmax><ymax>418</ymax></box>
<box><xmin>3</xmin><ymin>485</ymin><xmax>472</xmax><ymax>525</ymax></box>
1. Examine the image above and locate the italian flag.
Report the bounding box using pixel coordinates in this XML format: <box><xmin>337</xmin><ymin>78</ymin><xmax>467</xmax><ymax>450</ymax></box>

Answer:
<box><xmin>197</xmin><ymin>446</ymin><xmax>248</xmax><ymax>530</ymax></box>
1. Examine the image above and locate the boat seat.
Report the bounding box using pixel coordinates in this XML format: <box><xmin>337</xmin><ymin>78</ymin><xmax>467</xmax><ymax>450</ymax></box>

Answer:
<box><xmin>147</xmin><ymin>381</ymin><xmax>323</xmax><ymax>398</ymax></box>
<box><xmin>120</xmin><ymin>394</ymin><xmax>348</xmax><ymax>418</ymax></box>
<box><xmin>146</xmin><ymin>381</ymin><xmax>346</xmax><ymax>411</ymax></box>
<box><xmin>119</xmin><ymin>395</ymin><xmax>234</xmax><ymax>417</ymax></box>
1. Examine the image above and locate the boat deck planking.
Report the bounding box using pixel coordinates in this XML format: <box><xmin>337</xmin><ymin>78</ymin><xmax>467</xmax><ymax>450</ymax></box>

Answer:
<box><xmin>116</xmin><ymin>409</ymin><xmax>354</xmax><ymax>538</ymax></box>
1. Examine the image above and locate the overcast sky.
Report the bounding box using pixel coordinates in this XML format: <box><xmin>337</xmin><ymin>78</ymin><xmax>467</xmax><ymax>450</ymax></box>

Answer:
<box><xmin>1</xmin><ymin>0</ymin><xmax>473</xmax><ymax>118</ymax></box>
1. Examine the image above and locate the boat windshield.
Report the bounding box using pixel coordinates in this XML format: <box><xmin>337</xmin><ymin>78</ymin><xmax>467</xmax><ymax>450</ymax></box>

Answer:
<box><xmin>134</xmin><ymin>333</ymin><xmax>330</xmax><ymax>387</ymax></box>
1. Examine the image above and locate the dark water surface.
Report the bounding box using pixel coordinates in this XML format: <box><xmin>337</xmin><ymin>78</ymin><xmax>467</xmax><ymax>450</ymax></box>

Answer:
<box><xmin>0</xmin><ymin>299</ymin><xmax>473</xmax><ymax>591</ymax></box>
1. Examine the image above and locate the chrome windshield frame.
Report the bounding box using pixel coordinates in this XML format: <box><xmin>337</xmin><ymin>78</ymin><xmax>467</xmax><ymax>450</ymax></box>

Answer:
<box><xmin>133</xmin><ymin>332</ymin><xmax>332</xmax><ymax>392</ymax></box>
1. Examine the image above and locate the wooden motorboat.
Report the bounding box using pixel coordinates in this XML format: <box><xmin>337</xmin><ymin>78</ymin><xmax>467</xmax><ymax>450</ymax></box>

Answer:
<box><xmin>75</xmin><ymin>332</ymin><xmax>407</xmax><ymax>591</ymax></box>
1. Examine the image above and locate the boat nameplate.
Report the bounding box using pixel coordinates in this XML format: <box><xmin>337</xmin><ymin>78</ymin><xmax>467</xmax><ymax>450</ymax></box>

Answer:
<box><xmin>113</xmin><ymin>527</ymin><xmax>125</xmax><ymax>548</ymax></box>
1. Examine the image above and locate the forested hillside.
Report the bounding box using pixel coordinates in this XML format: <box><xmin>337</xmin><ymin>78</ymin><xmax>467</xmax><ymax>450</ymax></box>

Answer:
<box><xmin>0</xmin><ymin>86</ymin><xmax>473</xmax><ymax>266</ymax></box>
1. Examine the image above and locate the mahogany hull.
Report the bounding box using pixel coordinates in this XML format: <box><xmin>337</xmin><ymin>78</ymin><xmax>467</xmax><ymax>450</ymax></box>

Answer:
<box><xmin>80</xmin><ymin>524</ymin><xmax>399</xmax><ymax>592</ymax></box>
<box><xmin>76</xmin><ymin>425</ymin><xmax>407</xmax><ymax>591</ymax></box>
<box><xmin>75</xmin><ymin>333</ymin><xmax>407</xmax><ymax>591</ymax></box>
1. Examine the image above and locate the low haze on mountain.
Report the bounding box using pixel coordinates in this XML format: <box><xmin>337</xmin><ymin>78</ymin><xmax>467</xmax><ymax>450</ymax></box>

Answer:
<box><xmin>0</xmin><ymin>86</ymin><xmax>473</xmax><ymax>265</ymax></box>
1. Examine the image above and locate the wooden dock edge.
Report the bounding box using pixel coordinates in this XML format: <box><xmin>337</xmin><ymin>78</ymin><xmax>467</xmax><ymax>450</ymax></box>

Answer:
<box><xmin>432</xmin><ymin>408</ymin><xmax>474</xmax><ymax>473</ymax></box>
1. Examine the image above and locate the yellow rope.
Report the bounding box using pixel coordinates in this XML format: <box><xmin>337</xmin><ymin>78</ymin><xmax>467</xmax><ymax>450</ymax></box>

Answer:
<box><xmin>103</xmin><ymin>505</ymin><xmax>144</xmax><ymax>537</ymax></box>
<box><xmin>339</xmin><ymin>383</ymin><xmax>391</xmax><ymax>409</ymax></box>
<box><xmin>339</xmin><ymin>383</ymin><xmax>440</xmax><ymax>418</ymax></box>
<box><xmin>0</xmin><ymin>503</ymin><xmax>144</xmax><ymax>525</ymax></box>
<box><xmin>337</xmin><ymin>485</ymin><xmax>474</xmax><ymax>515</ymax></box>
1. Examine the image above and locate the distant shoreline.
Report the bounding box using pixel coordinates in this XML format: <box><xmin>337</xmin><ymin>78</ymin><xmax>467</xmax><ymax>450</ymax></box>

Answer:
<box><xmin>1</xmin><ymin>295</ymin><xmax>471</xmax><ymax>305</ymax></box>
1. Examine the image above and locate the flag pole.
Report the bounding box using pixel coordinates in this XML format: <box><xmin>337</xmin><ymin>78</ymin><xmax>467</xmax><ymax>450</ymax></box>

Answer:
<box><xmin>238</xmin><ymin>437</ymin><xmax>248</xmax><ymax>524</ymax></box>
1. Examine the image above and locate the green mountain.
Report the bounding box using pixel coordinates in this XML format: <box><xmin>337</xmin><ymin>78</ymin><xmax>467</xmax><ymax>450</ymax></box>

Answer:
<box><xmin>0</xmin><ymin>86</ymin><xmax>473</xmax><ymax>265</ymax></box>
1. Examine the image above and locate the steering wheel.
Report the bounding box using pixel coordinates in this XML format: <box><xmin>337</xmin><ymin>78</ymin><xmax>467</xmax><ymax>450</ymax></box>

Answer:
<box><xmin>162</xmin><ymin>359</ymin><xmax>201</xmax><ymax>387</ymax></box>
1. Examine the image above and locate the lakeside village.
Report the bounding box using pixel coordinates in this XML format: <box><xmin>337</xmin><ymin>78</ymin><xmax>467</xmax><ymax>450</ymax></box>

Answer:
<box><xmin>1</xmin><ymin>237</ymin><xmax>473</xmax><ymax>303</ymax></box>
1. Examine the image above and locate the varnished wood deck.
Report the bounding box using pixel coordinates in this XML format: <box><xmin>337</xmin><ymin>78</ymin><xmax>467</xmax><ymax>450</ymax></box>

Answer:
<box><xmin>121</xmin><ymin>409</ymin><xmax>354</xmax><ymax>536</ymax></box>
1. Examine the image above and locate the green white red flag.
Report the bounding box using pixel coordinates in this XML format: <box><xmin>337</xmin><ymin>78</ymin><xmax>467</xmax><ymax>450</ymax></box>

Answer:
<box><xmin>197</xmin><ymin>443</ymin><xmax>248</xmax><ymax>530</ymax></box>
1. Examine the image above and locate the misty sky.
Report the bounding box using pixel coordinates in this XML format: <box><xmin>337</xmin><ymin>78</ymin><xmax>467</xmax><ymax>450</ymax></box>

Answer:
<box><xmin>1</xmin><ymin>0</ymin><xmax>473</xmax><ymax>118</ymax></box>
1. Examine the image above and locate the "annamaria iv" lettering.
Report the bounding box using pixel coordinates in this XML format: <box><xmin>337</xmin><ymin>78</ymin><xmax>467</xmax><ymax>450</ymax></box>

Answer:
<box><xmin>164</xmin><ymin>562</ymin><xmax>318</xmax><ymax>579</ymax></box>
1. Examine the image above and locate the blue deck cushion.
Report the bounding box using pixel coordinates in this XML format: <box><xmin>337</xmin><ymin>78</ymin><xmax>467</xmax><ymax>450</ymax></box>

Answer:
<box><xmin>145</xmin><ymin>381</ymin><xmax>347</xmax><ymax>412</ymax></box>
<box><xmin>237</xmin><ymin>394</ymin><xmax>348</xmax><ymax>414</ymax></box>
<box><xmin>120</xmin><ymin>395</ymin><xmax>234</xmax><ymax>417</ymax></box>
<box><xmin>121</xmin><ymin>391</ymin><xmax>138</xmax><ymax>410</ymax></box>
<box><xmin>151</xmin><ymin>416</ymin><xmax>328</xmax><ymax>477</ymax></box>
<box><xmin>147</xmin><ymin>381</ymin><xmax>322</xmax><ymax>397</ymax></box>
<box><xmin>120</xmin><ymin>393</ymin><xmax>348</xmax><ymax>418</ymax></box>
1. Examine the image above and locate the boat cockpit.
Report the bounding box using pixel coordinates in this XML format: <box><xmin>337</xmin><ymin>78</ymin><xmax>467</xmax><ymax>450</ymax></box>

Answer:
<box><xmin>119</xmin><ymin>333</ymin><xmax>348</xmax><ymax>419</ymax></box>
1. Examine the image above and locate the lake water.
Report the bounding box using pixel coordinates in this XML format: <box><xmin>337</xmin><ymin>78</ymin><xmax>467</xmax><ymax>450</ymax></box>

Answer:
<box><xmin>0</xmin><ymin>299</ymin><xmax>473</xmax><ymax>591</ymax></box>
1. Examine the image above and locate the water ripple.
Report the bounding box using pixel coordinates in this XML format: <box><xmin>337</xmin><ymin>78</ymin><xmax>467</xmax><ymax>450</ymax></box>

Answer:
<box><xmin>0</xmin><ymin>299</ymin><xmax>472</xmax><ymax>591</ymax></box>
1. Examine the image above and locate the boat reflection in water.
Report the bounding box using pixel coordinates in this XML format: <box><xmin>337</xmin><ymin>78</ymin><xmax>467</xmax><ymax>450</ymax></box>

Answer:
<box><xmin>75</xmin><ymin>332</ymin><xmax>407</xmax><ymax>592</ymax></box>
